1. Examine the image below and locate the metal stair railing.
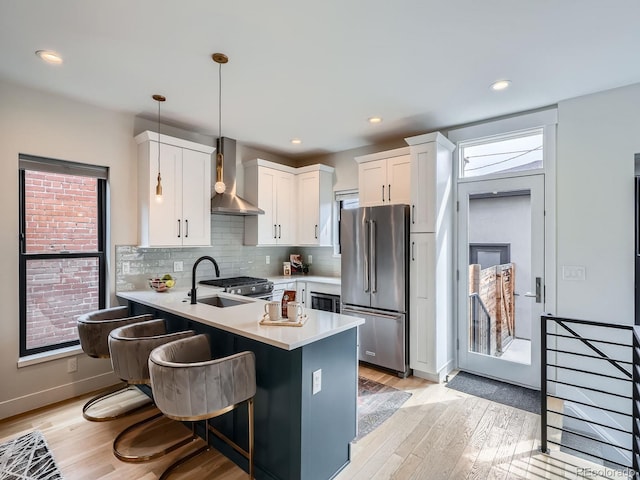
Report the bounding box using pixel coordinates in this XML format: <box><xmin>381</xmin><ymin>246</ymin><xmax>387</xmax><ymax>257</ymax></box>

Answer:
<box><xmin>541</xmin><ymin>315</ymin><xmax>635</xmax><ymax>476</ymax></box>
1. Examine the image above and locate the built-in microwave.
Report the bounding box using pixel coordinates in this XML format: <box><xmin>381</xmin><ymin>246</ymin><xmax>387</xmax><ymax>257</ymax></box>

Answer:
<box><xmin>310</xmin><ymin>291</ymin><xmax>341</xmax><ymax>313</ymax></box>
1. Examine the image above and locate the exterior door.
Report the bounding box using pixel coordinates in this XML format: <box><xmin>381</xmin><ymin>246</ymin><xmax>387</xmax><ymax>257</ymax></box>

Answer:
<box><xmin>457</xmin><ymin>174</ymin><xmax>545</xmax><ymax>388</ymax></box>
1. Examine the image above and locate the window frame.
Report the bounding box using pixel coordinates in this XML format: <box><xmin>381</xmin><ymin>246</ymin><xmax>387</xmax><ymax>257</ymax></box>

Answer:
<box><xmin>18</xmin><ymin>155</ymin><xmax>107</xmax><ymax>357</ymax></box>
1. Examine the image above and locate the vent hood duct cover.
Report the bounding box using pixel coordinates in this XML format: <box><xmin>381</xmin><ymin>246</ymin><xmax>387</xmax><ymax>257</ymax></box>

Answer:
<box><xmin>210</xmin><ymin>137</ymin><xmax>264</xmax><ymax>215</ymax></box>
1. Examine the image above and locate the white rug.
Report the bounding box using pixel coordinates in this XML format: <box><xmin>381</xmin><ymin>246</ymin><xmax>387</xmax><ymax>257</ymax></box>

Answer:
<box><xmin>0</xmin><ymin>430</ymin><xmax>63</xmax><ymax>480</ymax></box>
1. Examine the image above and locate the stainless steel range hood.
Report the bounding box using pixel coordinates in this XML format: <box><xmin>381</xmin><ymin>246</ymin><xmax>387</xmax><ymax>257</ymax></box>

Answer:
<box><xmin>210</xmin><ymin>137</ymin><xmax>264</xmax><ymax>215</ymax></box>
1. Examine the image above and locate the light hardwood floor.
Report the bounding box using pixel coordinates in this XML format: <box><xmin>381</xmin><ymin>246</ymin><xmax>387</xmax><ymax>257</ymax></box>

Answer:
<box><xmin>0</xmin><ymin>367</ymin><xmax>619</xmax><ymax>480</ymax></box>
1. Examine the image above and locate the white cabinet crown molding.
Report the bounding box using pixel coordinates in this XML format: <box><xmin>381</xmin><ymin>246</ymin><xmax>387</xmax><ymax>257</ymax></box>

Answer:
<box><xmin>296</xmin><ymin>164</ymin><xmax>335</xmax><ymax>174</ymax></box>
<box><xmin>244</xmin><ymin>158</ymin><xmax>297</xmax><ymax>174</ymax></box>
<box><xmin>354</xmin><ymin>146</ymin><xmax>410</xmax><ymax>164</ymax></box>
<box><xmin>404</xmin><ymin>131</ymin><xmax>454</xmax><ymax>151</ymax></box>
<box><xmin>134</xmin><ymin>130</ymin><xmax>215</xmax><ymax>153</ymax></box>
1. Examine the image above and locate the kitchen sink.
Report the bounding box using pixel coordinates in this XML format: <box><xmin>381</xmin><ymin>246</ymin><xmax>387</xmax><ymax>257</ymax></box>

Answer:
<box><xmin>197</xmin><ymin>295</ymin><xmax>252</xmax><ymax>308</ymax></box>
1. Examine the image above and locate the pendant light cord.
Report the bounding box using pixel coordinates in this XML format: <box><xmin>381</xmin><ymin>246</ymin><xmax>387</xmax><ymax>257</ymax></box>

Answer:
<box><xmin>157</xmin><ymin>100</ymin><xmax>161</xmax><ymax>172</ymax></box>
<box><xmin>218</xmin><ymin>60</ymin><xmax>222</xmax><ymax>140</ymax></box>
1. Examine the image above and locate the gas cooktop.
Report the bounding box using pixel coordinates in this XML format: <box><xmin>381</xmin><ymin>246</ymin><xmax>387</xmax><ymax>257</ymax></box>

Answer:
<box><xmin>199</xmin><ymin>276</ymin><xmax>273</xmax><ymax>297</ymax></box>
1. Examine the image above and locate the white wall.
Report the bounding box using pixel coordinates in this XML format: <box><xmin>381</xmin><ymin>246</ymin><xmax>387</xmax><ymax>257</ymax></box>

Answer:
<box><xmin>556</xmin><ymin>83</ymin><xmax>640</xmax><ymax>323</ymax></box>
<box><xmin>0</xmin><ymin>79</ymin><xmax>139</xmax><ymax>418</ymax></box>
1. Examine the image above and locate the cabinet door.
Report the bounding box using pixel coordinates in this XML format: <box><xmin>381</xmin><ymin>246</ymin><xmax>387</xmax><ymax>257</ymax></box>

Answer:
<box><xmin>410</xmin><ymin>144</ymin><xmax>436</xmax><ymax>232</ymax></box>
<box><xmin>387</xmin><ymin>154</ymin><xmax>411</xmax><ymax>205</ymax></box>
<box><xmin>409</xmin><ymin>233</ymin><xmax>435</xmax><ymax>373</ymax></box>
<box><xmin>257</xmin><ymin>168</ymin><xmax>278</xmax><ymax>245</ymax></box>
<box><xmin>181</xmin><ymin>148</ymin><xmax>211</xmax><ymax>246</ymax></box>
<box><xmin>358</xmin><ymin>159</ymin><xmax>386</xmax><ymax>207</ymax></box>
<box><xmin>276</xmin><ymin>172</ymin><xmax>296</xmax><ymax>245</ymax></box>
<box><xmin>297</xmin><ymin>171</ymin><xmax>320</xmax><ymax>245</ymax></box>
<box><xmin>148</xmin><ymin>142</ymin><xmax>183</xmax><ymax>246</ymax></box>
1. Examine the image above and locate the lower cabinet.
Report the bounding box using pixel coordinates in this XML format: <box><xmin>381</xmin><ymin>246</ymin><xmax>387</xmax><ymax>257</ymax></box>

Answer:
<box><xmin>409</xmin><ymin>232</ymin><xmax>452</xmax><ymax>382</ymax></box>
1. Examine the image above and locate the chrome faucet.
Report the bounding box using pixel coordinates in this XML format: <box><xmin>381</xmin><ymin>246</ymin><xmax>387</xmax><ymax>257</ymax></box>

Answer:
<box><xmin>190</xmin><ymin>255</ymin><xmax>220</xmax><ymax>304</ymax></box>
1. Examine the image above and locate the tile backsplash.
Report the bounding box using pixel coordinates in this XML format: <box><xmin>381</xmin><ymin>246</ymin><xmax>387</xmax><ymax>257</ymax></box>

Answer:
<box><xmin>116</xmin><ymin>215</ymin><xmax>340</xmax><ymax>291</ymax></box>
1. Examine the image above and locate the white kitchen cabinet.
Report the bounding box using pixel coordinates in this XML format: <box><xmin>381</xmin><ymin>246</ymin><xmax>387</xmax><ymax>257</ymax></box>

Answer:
<box><xmin>244</xmin><ymin>160</ymin><xmax>296</xmax><ymax>245</ymax></box>
<box><xmin>296</xmin><ymin>165</ymin><xmax>334</xmax><ymax>246</ymax></box>
<box><xmin>406</xmin><ymin>132</ymin><xmax>455</xmax><ymax>233</ymax></box>
<box><xmin>355</xmin><ymin>147</ymin><xmax>411</xmax><ymax>206</ymax></box>
<box><xmin>135</xmin><ymin>131</ymin><xmax>213</xmax><ymax>247</ymax></box>
<box><xmin>404</xmin><ymin>131</ymin><xmax>454</xmax><ymax>383</ymax></box>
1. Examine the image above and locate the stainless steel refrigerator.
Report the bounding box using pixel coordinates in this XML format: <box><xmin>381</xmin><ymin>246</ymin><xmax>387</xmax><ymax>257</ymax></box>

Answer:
<box><xmin>341</xmin><ymin>204</ymin><xmax>410</xmax><ymax>376</ymax></box>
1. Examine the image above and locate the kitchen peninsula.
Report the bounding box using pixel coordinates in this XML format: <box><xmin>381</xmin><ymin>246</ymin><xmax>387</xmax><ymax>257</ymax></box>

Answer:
<box><xmin>117</xmin><ymin>287</ymin><xmax>363</xmax><ymax>480</ymax></box>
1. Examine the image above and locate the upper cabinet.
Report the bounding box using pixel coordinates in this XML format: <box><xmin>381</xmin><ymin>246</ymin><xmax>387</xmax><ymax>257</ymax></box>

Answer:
<box><xmin>297</xmin><ymin>165</ymin><xmax>335</xmax><ymax>246</ymax></box>
<box><xmin>244</xmin><ymin>160</ymin><xmax>297</xmax><ymax>246</ymax></box>
<box><xmin>135</xmin><ymin>131</ymin><xmax>213</xmax><ymax>247</ymax></box>
<box><xmin>355</xmin><ymin>147</ymin><xmax>411</xmax><ymax>207</ymax></box>
<box><xmin>244</xmin><ymin>160</ymin><xmax>335</xmax><ymax>247</ymax></box>
<box><xmin>405</xmin><ymin>132</ymin><xmax>455</xmax><ymax>233</ymax></box>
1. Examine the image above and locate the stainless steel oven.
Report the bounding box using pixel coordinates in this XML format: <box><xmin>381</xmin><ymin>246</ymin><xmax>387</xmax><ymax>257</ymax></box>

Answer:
<box><xmin>310</xmin><ymin>292</ymin><xmax>341</xmax><ymax>313</ymax></box>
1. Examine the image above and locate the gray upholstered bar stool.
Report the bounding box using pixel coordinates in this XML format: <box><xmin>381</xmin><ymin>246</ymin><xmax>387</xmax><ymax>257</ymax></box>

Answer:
<box><xmin>108</xmin><ymin>318</ymin><xmax>196</xmax><ymax>462</ymax></box>
<box><xmin>77</xmin><ymin>305</ymin><xmax>154</xmax><ymax>421</ymax></box>
<box><xmin>148</xmin><ymin>334</ymin><xmax>256</xmax><ymax>480</ymax></box>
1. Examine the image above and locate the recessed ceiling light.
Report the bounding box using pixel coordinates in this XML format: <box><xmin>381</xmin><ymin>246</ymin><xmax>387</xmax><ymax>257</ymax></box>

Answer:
<box><xmin>291</xmin><ymin>138</ymin><xmax>302</xmax><ymax>145</ymax></box>
<box><xmin>490</xmin><ymin>80</ymin><xmax>511</xmax><ymax>91</ymax></box>
<box><xmin>368</xmin><ymin>116</ymin><xmax>383</xmax><ymax>124</ymax></box>
<box><xmin>35</xmin><ymin>50</ymin><xmax>63</xmax><ymax>65</ymax></box>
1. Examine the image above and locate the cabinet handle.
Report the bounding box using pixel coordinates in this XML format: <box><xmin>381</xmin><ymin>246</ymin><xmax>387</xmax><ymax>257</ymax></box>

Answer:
<box><xmin>412</xmin><ymin>205</ymin><xmax>415</xmax><ymax>224</ymax></box>
<box><xmin>388</xmin><ymin>184</ymin><xmax>391</xmax><ymax>202</ymax></box>
<box><xmin>278</xmin><ymin>225</ymin><xmax>282</xmax><ymax>239</ymax></box>
<box><xmin>274</xmin><ymin>224</ymin><xmax>277</xmax><ymax>239</ymax></box>
<box><xmin>302</xmin><ymin>289</ymin><xmax>305</xmax><ymax>305</ymax></box>
<box><xmin>185</xmin><ymin>219</ymin><xmax>189</xmax><ymax>238</ymax></box>
<box><xmin>315</xmin><ymin>224</ymin><xmax>318</xmax><ymax>239</ymax></box>
<box><xmin>411</xmin><ymin>241</ymin><xmax>415</xmax><ymax>261</ymax></box>
<box><xmin>177</xmin><ymin>219</ymin><xmax>181</xmax><ymax>238</ymax></box>
<box><xmin>381</xmin><ymin>185</ymin><xmax>385</xmax><ymax>203</ymax></box>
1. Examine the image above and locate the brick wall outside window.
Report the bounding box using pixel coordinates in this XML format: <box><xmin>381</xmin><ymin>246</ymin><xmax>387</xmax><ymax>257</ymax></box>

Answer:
<box><xmin>24</xmin><ymin>172</ymin><xmax>99</xmax><ymax>350</ymax></box>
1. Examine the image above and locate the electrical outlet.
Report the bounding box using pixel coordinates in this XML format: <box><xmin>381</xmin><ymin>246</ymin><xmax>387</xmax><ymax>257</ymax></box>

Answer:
<box><xmin>308</xmin><ymin>255</ymin><xmax>313</xmax><ymax>265</ymax></box>
<box><xmin>67</xmin><ymin>357</ymin><xmax>77</xmax><ymax>373</ymax></box>
<box><xmin>173</xmin><ymin>261</ymin><xmax>184</xmax><ymax>272</ymax></box>
<box><xmin>266</xmin><ymin>256</ymin><xmax>270</xmax><ymax>264</ymax></box>
<box><xmin>312</xmin><ymin>369</ymin><xmax>322</xmax><ymax>395</ymax></box>
<box><xmin>122</xmin><ymin>261</ymin><xmax>130</xmax><ymax>275</ymax></box>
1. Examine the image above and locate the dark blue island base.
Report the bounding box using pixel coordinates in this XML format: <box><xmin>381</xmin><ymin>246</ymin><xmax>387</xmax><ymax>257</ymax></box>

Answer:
<box><xmin>127</xmin><ymin>300</ymin><xmax>358</xmax><ymax>480</ymax></box>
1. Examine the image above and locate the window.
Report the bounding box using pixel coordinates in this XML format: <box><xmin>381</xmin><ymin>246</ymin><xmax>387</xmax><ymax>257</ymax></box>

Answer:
<box><xmin>333</xmin><ymin>190</ymin><xmax>359</xmax><ymax>255</ymax></box>
<box><xmin>459</xmin><ymin>128</ymin><xmax>543</xmax><ymax>179</ymax></box>
<box><xmin>19</xmin><ymin>155</ymin><xmax>107</xmax><ymax>357</ymax></box>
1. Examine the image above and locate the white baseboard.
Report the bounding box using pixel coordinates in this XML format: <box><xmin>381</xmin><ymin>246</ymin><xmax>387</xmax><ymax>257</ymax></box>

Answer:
<box><xmin>412</xmin><ymin>360</ymin><xmax>454</xmax><ymax>383</ymax></box>
<box><xmin>0</xmin><ymin>372</ymin><xmax>120</xmax><ymax>420</ymax></box>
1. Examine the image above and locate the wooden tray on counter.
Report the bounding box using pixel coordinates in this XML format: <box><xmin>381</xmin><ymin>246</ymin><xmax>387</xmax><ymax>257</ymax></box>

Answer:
<box><xmin>259</xmin><ymin>314</ymin><xmax>308</xmax><ymax>327</ymax></box>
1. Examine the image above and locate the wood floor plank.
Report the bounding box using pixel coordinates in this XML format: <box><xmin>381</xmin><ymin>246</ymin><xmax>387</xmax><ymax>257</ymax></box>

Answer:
<box><xmin>0</xmin><ymin>367</ymin><xmax>619</xmax><ymax>480</ymax></box>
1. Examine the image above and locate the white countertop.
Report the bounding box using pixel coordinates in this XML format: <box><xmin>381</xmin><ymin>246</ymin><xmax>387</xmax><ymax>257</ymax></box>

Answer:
<box><xmin>117</xmin><ymin>286</ymin><xmax>361</xmax><ymax>351</ymax></box>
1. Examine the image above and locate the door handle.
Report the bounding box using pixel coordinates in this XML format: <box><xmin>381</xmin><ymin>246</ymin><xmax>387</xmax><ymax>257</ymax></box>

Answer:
<box><xmin>524</xmin><ymin>277</ymin><xmax>543</xmax><ymax>303</ymax></box>
<box><xmin>388</xmin><ymin>184</ymin><xmax>391</xmax><ymax>202</ymax></box>
<box><xmin>370</xmin><ymin>220</ymin><xmax>377</xmax><ymax>293</ymax></box>
<box><xmin>411</xmin><ymin>241</ymin><xmax>415</xmax><ymax>261</ymax></box>
<box><xmin>315</xmin><ymin>224</ymin><xmax>318</xmax><ymax>239</ymax></box>
<box><xmin>381</xmin><ymin>185</ymin><xmax>385</xmax><ymax>203</ymax></box>
<box><xmin>364</xmin><ymin>220</ymin><xmax>370</xmax><ymax>293</ymax></box>
<box><xmin>185</xmin><ymin>219</ymin><xmax>189</xmax><ymax>238</ymax></box>
<box><xmin>177</xmin><ymin>219</ymin><xmax>181</xmax><ymax>238</ymax></box>
<box><xmin>412</xmin><ymin>205</ymin><xmax>415</xmax><ymax>224</ymax></box>
<box><xmin>274</xmin><ymin>224</ymin><xmax>277</xmax><ymax>239</ymax></box>
<box><xmin>278</xmin><ymin>225</ymin><xmax>282</xmax><ymax>239</ymax></box>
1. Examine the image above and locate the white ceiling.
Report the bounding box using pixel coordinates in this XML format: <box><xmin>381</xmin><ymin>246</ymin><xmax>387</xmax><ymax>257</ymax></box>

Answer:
<box><xmin>2</xmin><ymin>1</ymin><xmax>640</xmax><ymax>158</ymax></box>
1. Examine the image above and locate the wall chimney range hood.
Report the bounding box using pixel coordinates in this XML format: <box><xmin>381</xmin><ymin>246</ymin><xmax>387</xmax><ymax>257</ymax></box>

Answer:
<box><xmin>210</xmin><ymin>137</ymin><xmax>264</xmax><ymax>216</ymax></box>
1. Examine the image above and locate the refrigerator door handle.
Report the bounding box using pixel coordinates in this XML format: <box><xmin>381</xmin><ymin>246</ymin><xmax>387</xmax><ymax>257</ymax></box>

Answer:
<box><xmin>342</xmin><ymin>305</ymin><xmax>402</xmax><ymax>320</ymax></box>
<box><xmin>370</xmin><ymin>220</ymin><xmax>377</xmax><ymax>293</ymax></box>
<box><xmin>363</xmin><ymin>220</ymin><xmax>370</xmax><ymax>293</ymax></box>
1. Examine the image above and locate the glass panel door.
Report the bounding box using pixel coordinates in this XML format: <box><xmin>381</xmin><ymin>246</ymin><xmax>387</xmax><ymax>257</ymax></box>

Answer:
<box><xmin>457</xmin><ymin>174</ymin><xmax>544</xmax><ymax>388</ymax></box>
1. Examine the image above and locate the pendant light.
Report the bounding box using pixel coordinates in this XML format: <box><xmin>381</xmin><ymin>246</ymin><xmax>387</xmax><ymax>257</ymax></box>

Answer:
<box><xmin>212</xmin><ymin>53</ymin><xmax>228</xmax><ymax>195</ymax></box>
<box><xmin>153</xmin><ymin>94</ymin><xmax>166</xmax><ymax>203</ymax></box>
